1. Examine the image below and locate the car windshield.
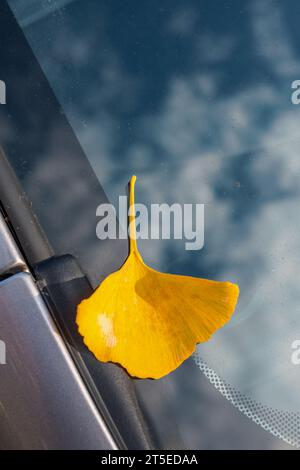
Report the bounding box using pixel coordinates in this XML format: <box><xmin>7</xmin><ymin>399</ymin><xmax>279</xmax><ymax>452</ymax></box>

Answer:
<box><xmin>6</xmin><ymin>0</ymin><xmax>300</xmax><ymax>449</ymax></box>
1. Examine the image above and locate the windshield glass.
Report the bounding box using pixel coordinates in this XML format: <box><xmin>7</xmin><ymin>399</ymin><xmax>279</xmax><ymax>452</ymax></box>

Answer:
<box><xmin>7</xmin><ymin>0</ymin><xmax>300</xmax><ymax>449</ymax></box>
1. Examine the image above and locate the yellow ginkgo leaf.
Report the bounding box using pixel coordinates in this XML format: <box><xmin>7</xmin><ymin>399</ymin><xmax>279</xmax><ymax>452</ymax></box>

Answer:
<box><xmin>76</xmin><ymin>175</ymin><xmax>239</xmax><ymax>379</ymax></box>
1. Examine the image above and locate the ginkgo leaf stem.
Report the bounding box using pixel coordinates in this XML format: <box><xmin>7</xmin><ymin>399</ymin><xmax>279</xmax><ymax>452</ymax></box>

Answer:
<box><xmin>129</xmin><ymin>175</ymin><xmax>137</xmax><ymax>253</ymax></box>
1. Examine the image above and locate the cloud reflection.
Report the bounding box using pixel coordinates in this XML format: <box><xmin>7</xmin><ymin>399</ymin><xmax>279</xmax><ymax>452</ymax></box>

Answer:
<box><xmin>9</xmin><ymin>0</ymin><xmax>300</xmax><ymax>448</ymax></box>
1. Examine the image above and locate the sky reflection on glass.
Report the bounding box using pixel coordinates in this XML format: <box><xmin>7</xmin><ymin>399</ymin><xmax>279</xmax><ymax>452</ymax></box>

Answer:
<box><xmin>8</xmin><ymin>0</ymin><xmax>300</xmax><ymax>448</ymax></box>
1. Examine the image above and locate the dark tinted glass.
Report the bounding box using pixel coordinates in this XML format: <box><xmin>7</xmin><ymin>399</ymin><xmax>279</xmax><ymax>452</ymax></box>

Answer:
<box><xmin>5</xmin><ymin>0</ymin><xmax>300</xmax><ymax>449</ymax></box>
